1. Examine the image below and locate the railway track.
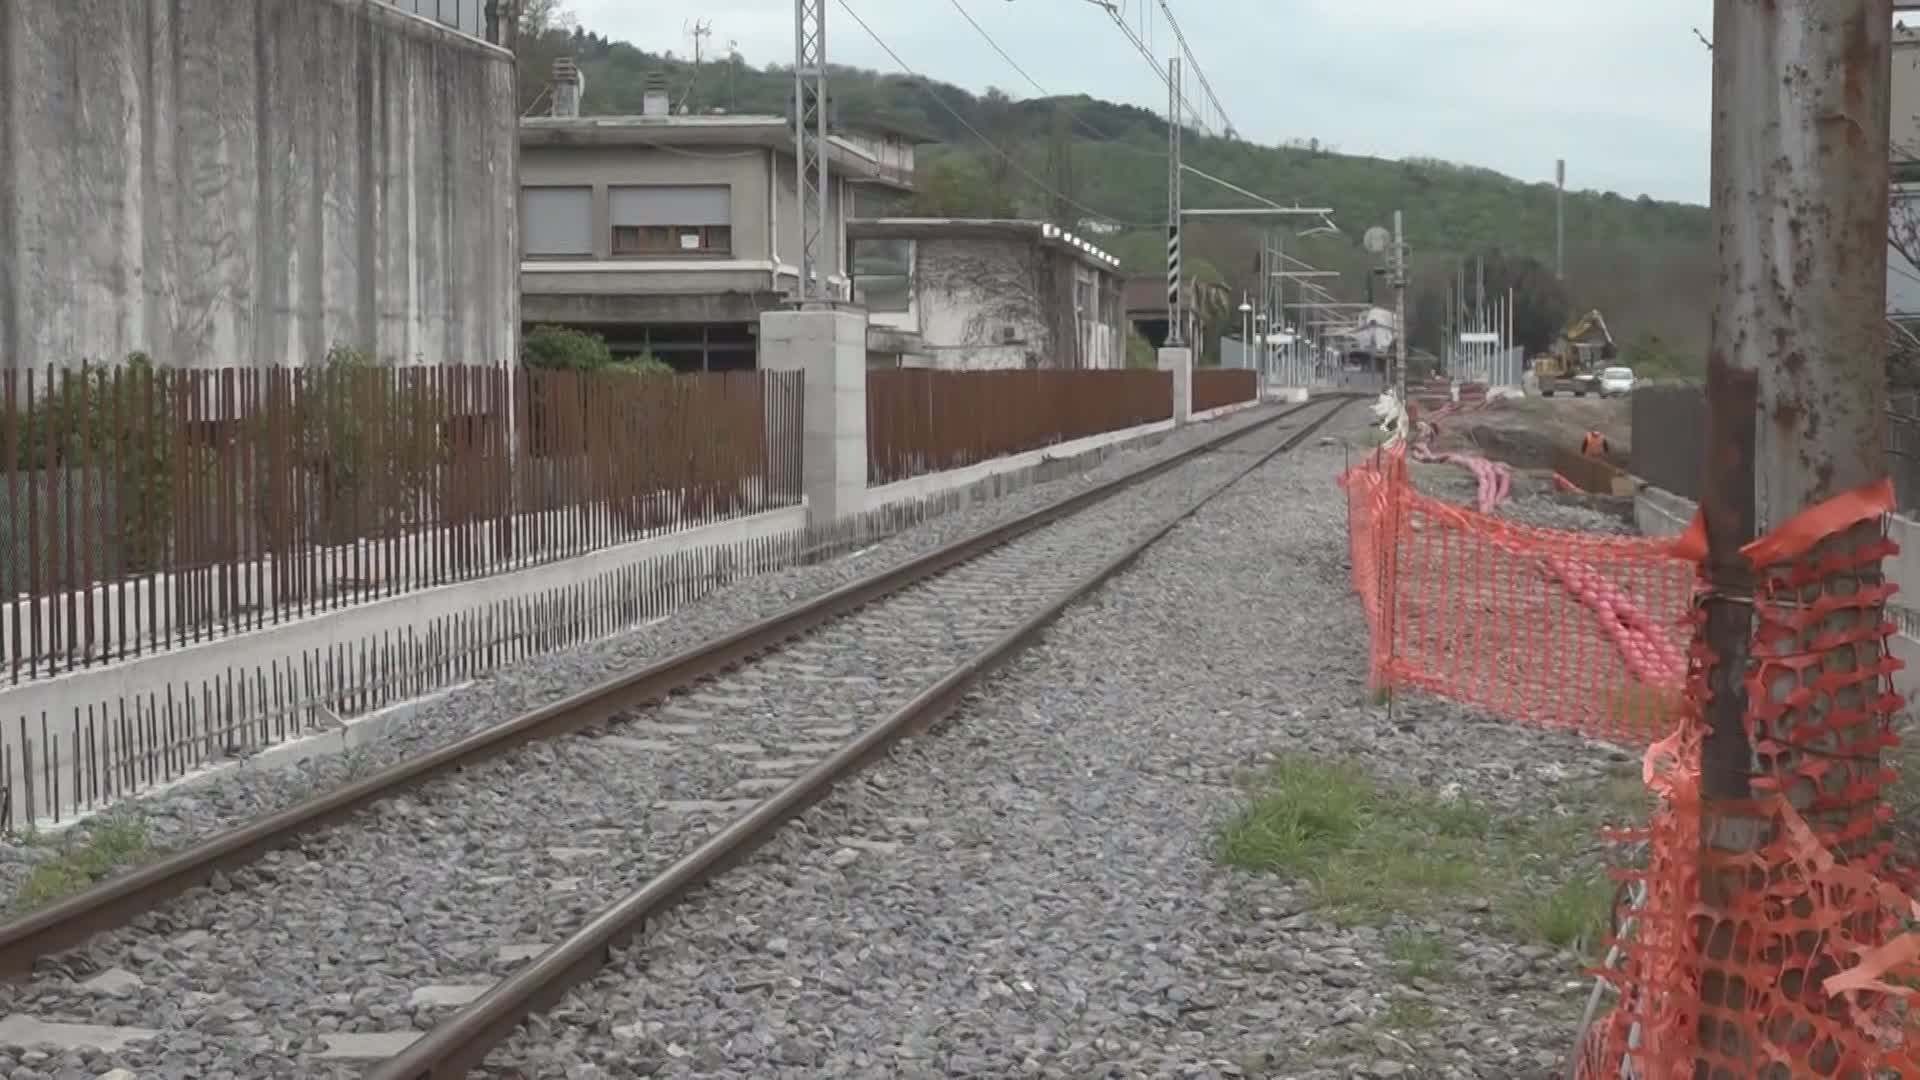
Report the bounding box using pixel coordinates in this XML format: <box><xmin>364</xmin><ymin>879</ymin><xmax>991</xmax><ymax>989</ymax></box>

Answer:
<box><xmin>0</xmin><ymin>395</ymin><xmax>1354</xmax><ymax>1079</ymax></box>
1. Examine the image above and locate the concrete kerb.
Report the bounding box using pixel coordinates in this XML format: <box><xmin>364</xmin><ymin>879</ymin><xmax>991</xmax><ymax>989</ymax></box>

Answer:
<box><xmin>0</xmin><ymin>506</ymin><xmax>807</xmax><ymax>828</ymax></box>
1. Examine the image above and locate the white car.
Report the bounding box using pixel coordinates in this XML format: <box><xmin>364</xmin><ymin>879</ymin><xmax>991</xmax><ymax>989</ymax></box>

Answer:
<box><xmin>1599</xmin><ymin>367</ymin><xmax>1636</xmax><ymax>397</ymax></box>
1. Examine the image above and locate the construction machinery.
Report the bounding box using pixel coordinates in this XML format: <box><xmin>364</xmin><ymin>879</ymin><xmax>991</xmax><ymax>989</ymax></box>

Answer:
<box><xmin>1532</xmin><ymin>309</ymin><xmax>1616</xmax><ymax>396</ymax></box>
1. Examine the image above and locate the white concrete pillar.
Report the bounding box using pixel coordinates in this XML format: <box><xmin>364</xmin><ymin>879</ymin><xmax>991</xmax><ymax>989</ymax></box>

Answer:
<box><xmin>1158</xmin><ymin>346</ymin><xmax>1193</xmax><ymax>425</ymax></box>
<box><xmin>760</xmin><ymin>307</ymin><xmax>869</xmax><ymax>525</ymax></box>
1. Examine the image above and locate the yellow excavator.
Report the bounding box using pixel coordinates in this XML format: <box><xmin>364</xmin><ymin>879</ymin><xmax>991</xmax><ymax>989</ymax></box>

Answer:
<box><xmin>1533</xmin><ymin>309</ymin><xmax>1616</xmax><ymax>396</ymax></box>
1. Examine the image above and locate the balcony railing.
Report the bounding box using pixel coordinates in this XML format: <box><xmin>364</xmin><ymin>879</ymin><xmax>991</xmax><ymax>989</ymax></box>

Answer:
<box><xmin>376</xmin><ymin>0</ymin><xmax>486</xmax><ymax>41</ymax></box>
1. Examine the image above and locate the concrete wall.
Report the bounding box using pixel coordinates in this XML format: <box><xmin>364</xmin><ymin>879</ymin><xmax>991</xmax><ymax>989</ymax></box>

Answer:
<box><xmin>1633</xmin><ymin>482</ymin><xmax>1920</xmax><ymax>706</ymax></box>
<box><xmin>0</xmin><ymin>0</ymin><xmax>518</xmax><ymax>370</ymax></box>
<box><xmin>913</xmin><ymin>233</ymin><xmax>1051</xmax><ymax>370</ymax></box>
<box><xmin>902</xmin><ymin>233</ymin><xmax>1122</xmax><ymax>371</ymax></box>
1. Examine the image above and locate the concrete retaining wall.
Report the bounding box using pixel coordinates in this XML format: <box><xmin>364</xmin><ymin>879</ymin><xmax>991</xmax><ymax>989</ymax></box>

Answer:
<box><xmin>0</xmin><ymin>0</ymin><xmax>517</xmax><ymax>370</ymax></box>
<box><xmin>1632</xmin><ymin>482</ymin><xmax>1920</xmax><ymax>705</ymax></box>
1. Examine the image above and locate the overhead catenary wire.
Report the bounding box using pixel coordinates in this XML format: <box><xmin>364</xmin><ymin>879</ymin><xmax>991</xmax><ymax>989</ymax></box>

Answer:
<box><xmin>941</xmin><ymin>0</ymin><xmax>1146</xmax><ymax>150</ymax></box>
<box><xmin>1067</xmin><ymin>0</ymin><xmax>1213</xmax><ymax>136</ymax></box>
<box><xmin>1152</xmin><ymin>0</ymin><xmax>1236</xmax><ymax>138</ymax></box>
<box><xmin>836</xmin><ymin>0</ymin><xmax>1157</xmax><ymax>228</ymax></box>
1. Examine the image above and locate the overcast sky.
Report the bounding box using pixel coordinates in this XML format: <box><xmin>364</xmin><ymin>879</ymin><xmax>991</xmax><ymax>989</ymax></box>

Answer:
<box><xmin>571</xmin><ymin>0</ymin><xmax>1716</xmax><ymax>205</ymax></box>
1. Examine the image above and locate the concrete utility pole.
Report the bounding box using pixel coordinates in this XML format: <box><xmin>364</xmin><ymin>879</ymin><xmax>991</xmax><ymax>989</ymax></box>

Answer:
<box><xmin>1555</xmin><ymin>158</ymin><xmax>1566</xmax><ymax>281</ymax></box>
<box><xmin>1400</xmin><ymin>219</ymin><xmax>1410</xmax><ymax>391</ymax></box>
<box><xmin>1272</xmin><ymin>231</ymin><xmax>1285</xmax><ymax>385</ymax></box>
<box><xmin>1166</xmin><ymin>56</ymin><xmax>1184</xmax><ymax>347</ymax></box>
<box><xmin>1694</xmin><ymin>0</ymin><xmax>1892</xmax><ymax>1069</ymax></box>
<box><xmin>793</xmin><ymin>0</ymin><xmax>829</xmax><ymax>302</ymax></box>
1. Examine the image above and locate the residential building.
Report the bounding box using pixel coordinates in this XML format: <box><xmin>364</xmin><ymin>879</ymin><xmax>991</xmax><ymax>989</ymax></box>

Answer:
<box><xmin>1893</xmin><ymin>26</ymin><xmax>1920</xmax><ymax>322</ymax></box>
<box><xmin>1327</xmin><ymin>307</ymin><xmax>1400</xmax><ymax>369</ymax></box>
<box><xmin>1</xmin><ymin>0</ymin><xmax>517</xmax><ymax>370</ymax></box>
<box><xmin>518</xmin><ymin>63</ymin><xmax>926</xmax><ymax>372</ymax></box>
<box><xmin>848</xmin><ymin>219</ymin><xmax>1126</xmax><ymax>370</ymax></box>
<box><xmin>1122</xmin><ymin>276</ymin><xmax>1231</xmax><ymax>354</ymax></box>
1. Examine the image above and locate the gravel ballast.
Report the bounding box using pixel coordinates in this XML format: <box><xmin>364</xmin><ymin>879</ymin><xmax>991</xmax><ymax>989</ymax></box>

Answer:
<box><xmin>0</xmin><ymin>407</ymin><xmax>1343</xmax><ymax>1079</ymax></box>
<box><xmin>0</xmin><ymin>406</ymin><xmax>1285</xmax><ymax>905</ymax></box>
<box><xmin>474</xmin><ymin>412</ymin><xmax>1633</xmax><ymax>1080</ymax></box>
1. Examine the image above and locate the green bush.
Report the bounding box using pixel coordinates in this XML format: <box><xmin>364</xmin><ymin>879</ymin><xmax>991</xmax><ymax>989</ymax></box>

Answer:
<box><xmin>0</xmin><ymin>353</ymin><xmax>178</xmax><ymax>585</ymax></box>
<box><xmin>1125</xmin><ymin>329</ymin><xmax>1158</xmax><ymax>371</ymax></box>
<box><xmin>608</xmin><ymin>352</ymin><xmax>673</xmax><ymax>375</ymax></box>
<box><xmin>294</xmin><ymin>341</ymin><xmax>449</xmax><ymax>542</ymax></box>
<box><xmin>1623</xmin><ymin>334</ymin><xmax>1700</xmax><ymax>380</ymax></box>
<box><xmin>522</xmin><ymin>325</ymin><xmax>615</xmax><ymax>372</ymax></box>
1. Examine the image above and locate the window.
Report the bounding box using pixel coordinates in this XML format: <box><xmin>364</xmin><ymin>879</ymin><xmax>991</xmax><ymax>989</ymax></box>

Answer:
<box><xmin>521</xmin><ymin>186</ymin><xmax>593</xmax><ymax>257</ymax></box>
<box><xmin>1073</xmin><ymin>269</ymin><xmax>1096</xmax><ymax>326</ymax></box>
<box><xmin>851</xmin><ymin>237</ymin><xmax>913</xmax><ymax>313</ymax></box>
<box><xmin>609</xmin><ymin>185</ymin><xmax>732</xmax><ymax>257</ymax></box>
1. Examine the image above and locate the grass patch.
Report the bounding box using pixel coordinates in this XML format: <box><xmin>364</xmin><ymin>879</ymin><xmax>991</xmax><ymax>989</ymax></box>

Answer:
<box><xmin>1217</xmin><ymin>755</ymin><xmax>1488</xmax><ymax>922</ymax></box>
<box><xmin>1518</xmin><ymin>871</ymin><xmax>1617</xmax><ymax>956</ymax></box>
<box><xmin>10</xmin><ymin>814</ymin><xmax>155</xmax><ymax>912</ymax></box>
<box><xmin>1220</xmin><ymin>753</ymin><xmax>1638</xmax><ymax>952</ymax></box>
<box><xmin>1377</xmin><ymin>999</ymin><xmax>1438</xmax><ymax>1031</ymax></box>
<box><xmin>1386</xmin><ymin>933</ymin><xmax>1453</xmax><ymax>981</ymax></box>
<box><xmin>1240</xmin><ymin>1001</ymin><xmax>1441</xmax><ymax>1075</ymax></box>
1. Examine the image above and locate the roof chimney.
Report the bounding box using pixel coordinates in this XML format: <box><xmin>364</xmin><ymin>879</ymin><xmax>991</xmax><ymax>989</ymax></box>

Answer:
<box><xmin>550</xmin><ymin>56</ymin><xmax>582</xmax><ymax>119</ymax></box>
<box><xmin>642</xmin><ymin>72</ymin><xmax>671</xmax><ymax>116</ymax></box>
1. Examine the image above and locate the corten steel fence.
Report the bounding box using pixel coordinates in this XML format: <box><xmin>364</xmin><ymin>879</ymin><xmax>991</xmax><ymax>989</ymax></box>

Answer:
<box><xmin>866</xmin><ymin>369</ymin><xmax>1173</xmax><ymax>485</ymax></box>
<box><xmin>1627</xmin><ymin>385</ymin><xmax>1708</xmax><ymax>501</ymax></box>
<box><xmin>1633</xmin><ymin>384</ymin><xmax>1920</xmax><ymax>509</ymax></box>
<box><xmin>0</xmin><ymin>363</ymin><xmax>802</xmax><ymax>685</ymax></box>
<box><xmin>1191</xmin><ymin>368</ymin><xmax>1259</xmax><ymax>414</ymax></box>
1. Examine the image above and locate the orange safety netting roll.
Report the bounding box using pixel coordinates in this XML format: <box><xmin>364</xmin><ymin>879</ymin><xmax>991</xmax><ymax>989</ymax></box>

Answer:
<box><xmin>1342</xmin><ymin>448</ymin><xmax>1694</xmax><ymax>744</ymax></box>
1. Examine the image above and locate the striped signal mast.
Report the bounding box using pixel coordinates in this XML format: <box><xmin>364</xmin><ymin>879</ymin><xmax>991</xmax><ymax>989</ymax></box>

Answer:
<box><xmin>1166</xmin><ymin>56</ymin><xmax>1185</xmax><ymax>346</ymax></box>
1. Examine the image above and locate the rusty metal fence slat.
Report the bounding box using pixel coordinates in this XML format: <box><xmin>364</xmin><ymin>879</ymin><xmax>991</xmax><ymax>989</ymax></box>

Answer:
<box><xmin>865</xmin><ymin>368</ymin><xmax>1179</xmax><ymax>486</ymax></box>
<box><xmin>1191</xmin><ymin>369</ymin><xmax>1259</xmax><ymax>415</ymax></box>
<box><xmin>0</xmin><ymin>365</ymin><xmax>807</xmax><ymax>688</ymax></box>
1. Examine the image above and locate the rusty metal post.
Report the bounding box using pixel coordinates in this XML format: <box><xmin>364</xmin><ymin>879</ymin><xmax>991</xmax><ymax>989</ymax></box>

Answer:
<box><xmin>1696</xmin><ymin>0</ymin><xmax>1892</xmax><ymax>1072</ymax></box>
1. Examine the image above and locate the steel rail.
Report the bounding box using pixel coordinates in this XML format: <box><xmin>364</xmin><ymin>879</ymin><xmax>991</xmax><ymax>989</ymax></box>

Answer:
<box><xmin>0</xmin><ymin>396</ymin><xmax>1354</xmax><ymax>976</ymax></box>
<box><xmin>369</xmin><ymin>396</ymin><xmax>1355</xmax><ymax>1079</ymax></box>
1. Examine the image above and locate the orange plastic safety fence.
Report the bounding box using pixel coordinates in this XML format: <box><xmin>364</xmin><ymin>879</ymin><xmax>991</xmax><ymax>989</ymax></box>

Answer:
<box><xmin>1343</xmin><ymin>451</ymin><xmax>1920</xmax><ymax>1076</ymax></box>
<box><xmin>1342</xmin><ymin>448</ymin><xmax>1694</xmax><ymax>743</ymax></box>
<box><xmin>1590</xmin><ymin>481</ymin><xmax>1920</xmax><ymax>1080</ymax></box>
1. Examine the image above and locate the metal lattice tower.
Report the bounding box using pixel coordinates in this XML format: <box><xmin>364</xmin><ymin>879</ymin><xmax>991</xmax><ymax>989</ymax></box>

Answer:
<box><xmin>794</xmin><ymin>0</ymin><xmax>830</xmax><ymax>302</ymax></box>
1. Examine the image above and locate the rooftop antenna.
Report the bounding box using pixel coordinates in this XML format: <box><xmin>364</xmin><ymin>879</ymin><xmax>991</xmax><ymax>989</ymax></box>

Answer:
<box><xmin>678</xmin><ymin>19</ymin><xmax>712</xmax><ymax>113</ymax></box>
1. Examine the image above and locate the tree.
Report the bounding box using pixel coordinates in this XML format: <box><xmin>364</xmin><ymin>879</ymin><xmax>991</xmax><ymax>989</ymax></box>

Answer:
<box><xmin>1457</xmin><ymin>249</ymin><xmax>1571</xmax><ymax>355</ymax></box>
<box><xmin>977</xmin><ymin>89</ymin><xmax>1022</xmax><ymax>193</ymax></box>
<box><xmin>1888</xmin><ymin>192</ymin><xmax>1920</xmax><ymax>387</ymax></box>
<box><xmin>510</xmin><ymin>1</ymin><xmax>581</xmax><ymax>113</ymax></box>
<box><xmin>1047</xmin><ymin>107</ymin><xmax>1078</xmax><ymax>227</ymax></box>
<box><xmin>900</xmin><ymin>155</ymin><xmax>1019</xmax><ymax>218</ymax></box>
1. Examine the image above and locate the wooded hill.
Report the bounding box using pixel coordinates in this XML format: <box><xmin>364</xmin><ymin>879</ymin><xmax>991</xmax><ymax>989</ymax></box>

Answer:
<box><xmin>520</xmin><ymin>18</ymin><xmax>1713</xmax><ymax>373</ymax></box>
